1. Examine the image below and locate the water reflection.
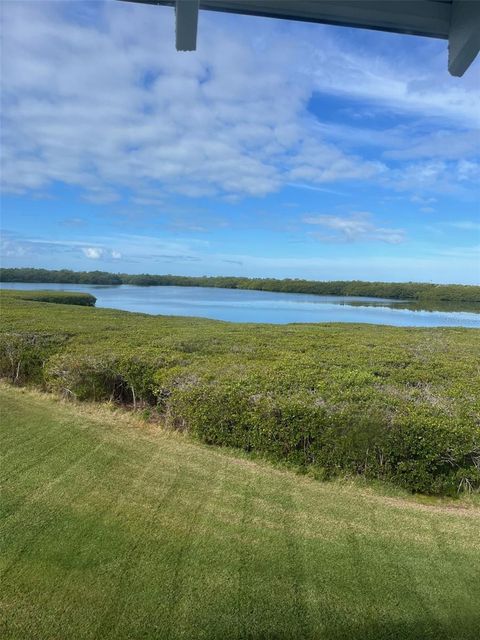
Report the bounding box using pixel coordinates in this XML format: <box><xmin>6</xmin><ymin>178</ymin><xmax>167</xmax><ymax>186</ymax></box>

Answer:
<box><xmin>338</xmin><ymin>299</ymin><xmax>480</xmax><ymax>314</ymax></box>
<box><xmin>1</xmin><ymin>282</ymin><xmax>479</xmax><ymax>328</ymax></box>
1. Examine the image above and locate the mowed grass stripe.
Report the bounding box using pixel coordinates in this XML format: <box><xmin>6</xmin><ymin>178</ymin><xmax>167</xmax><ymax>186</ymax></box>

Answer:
<box><xmin>1</xmin><ymin>385</ymin><xmax>479</xmax><ymax>640</ymax></box>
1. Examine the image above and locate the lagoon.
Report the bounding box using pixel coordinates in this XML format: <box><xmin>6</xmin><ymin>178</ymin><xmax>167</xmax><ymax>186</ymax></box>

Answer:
<box><xmin>2</xmin><ymin>282</ymin><xmax>479</xmax><ymax>328</ymax></box>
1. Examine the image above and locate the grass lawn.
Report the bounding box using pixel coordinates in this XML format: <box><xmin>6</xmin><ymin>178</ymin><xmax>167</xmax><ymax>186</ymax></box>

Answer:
<box><xmin>1</xmin><ymin>384</ymin><xmax>479</xmax><ymax>640</ymax></box>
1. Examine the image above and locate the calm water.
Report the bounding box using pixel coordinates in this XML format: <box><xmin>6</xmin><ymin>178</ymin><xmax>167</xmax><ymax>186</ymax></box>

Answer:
<box><xmin>1</xmin><ymin>282</ymin><xmax>479</xmax><ymax>328</ymax></box>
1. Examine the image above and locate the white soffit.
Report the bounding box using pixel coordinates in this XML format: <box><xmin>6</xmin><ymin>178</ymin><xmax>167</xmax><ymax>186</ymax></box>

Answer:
<box><xmin>119</xmin><ymin>0</ymin><xmax>480</xmax><ymax>76</ymax></box>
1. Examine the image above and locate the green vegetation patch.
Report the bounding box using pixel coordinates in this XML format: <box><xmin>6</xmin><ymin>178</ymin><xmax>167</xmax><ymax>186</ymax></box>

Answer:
<box><xmin>1</xmin><ymin>385</ymin><xmax>479</xmax><ymax>640</ymax></box>
<box><xmin>1</xmin><ymin>290</ymin><xmax>479</xmax><ymax>495</ymax></box>
<box><xmin>6</xmin><ymin>289</ymin><xmax>96</xmax><ymax>307</ymax></box>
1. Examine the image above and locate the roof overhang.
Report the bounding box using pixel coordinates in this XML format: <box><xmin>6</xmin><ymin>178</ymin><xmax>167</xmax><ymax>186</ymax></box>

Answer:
<box><xmin>119</xmin><ymin>0</ymin><xmax>480</xmax><ymax>76</ymax></box>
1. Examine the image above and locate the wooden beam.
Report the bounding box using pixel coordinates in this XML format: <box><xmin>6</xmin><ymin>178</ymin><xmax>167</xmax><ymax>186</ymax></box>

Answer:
<box><xmin>175</xmin><ymin>0</ymin><xmax>199</xmax><ymax>51</ymax></box>
<box><xmin>448</xmin><ymin>0</ymin><xmax>480</xmax><ymax>76</ymax></box>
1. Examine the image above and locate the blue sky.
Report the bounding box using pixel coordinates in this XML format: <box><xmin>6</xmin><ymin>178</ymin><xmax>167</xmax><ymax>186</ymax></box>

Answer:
<box><xmin>1</xmin><ymin>1</ymin><xmax>479</xmax><ymax>284</ymax></box>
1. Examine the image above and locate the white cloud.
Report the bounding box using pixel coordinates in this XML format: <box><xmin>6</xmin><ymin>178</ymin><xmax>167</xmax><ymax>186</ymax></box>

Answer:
<box><xmin>1</xmin><ymin>1</ymin><xmax>478</xmax><ymax>205</ymax></box>
<box><xmin>303</xmin><ymin>212</ymin><xmax>405</xmax><ymax>244</ymax></box>
<box><xmin>445</xmin><ymin>221</ymin><xmax>480</xmax><ymax>232</ymax></box>
<box><xmin>385</xmin><ymin>160</ymin><xmax>480</xmax><ymax>197</ymax></box>
<box><xmin>435</xmin><ymin>244</ymin><xmax>480</xmax><ymax>259</ymax></box>
<box><xmin>287</xmin><ymin>138</ymin><xmax>385</xmax><ymax>184</ymax></box>
<box><xmin>308</xmin><ymin>35</ymin><xmax>480</xmax><ymax>128</ymax></box>
<box><xmin>1</xmin><ymin>230</ymin><xmax>125</xmax><ymax>263</ymax></box>
<box><xmin>385</xmin><ymin>130</ymin><xmax>479</xmax><ymax>161</ymax></box>
<box><xmin>82</xmin><ymin>247</ymin><xmax>103</xmax><ymax>259</ymax></box>
<box><xmin>1</xmin><ymin>235</ymin><xmax>28</xmax><ymax>258</ymax></box>
<box><xmin>0</xmin><ymin>2</ymin><xmax>308</xmax><ymax>199</ymax></box>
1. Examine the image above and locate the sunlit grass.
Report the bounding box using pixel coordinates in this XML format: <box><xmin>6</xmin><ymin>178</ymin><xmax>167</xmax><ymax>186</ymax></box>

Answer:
<box><xmin>1</xmin><ymin>384</ymin><xmax>479</xmax><ymax>640</ymax></box>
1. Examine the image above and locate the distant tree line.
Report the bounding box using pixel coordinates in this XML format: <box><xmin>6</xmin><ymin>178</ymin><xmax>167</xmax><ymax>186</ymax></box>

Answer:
<box><xmin>1</xmin><ymin>267</ymin><xmax>479</xmax><ymax>303</ymax></box>
<box><xmin>0</xmin><ymin>268</ymin><xmax>123</xmax><ymax>286</ymax></box>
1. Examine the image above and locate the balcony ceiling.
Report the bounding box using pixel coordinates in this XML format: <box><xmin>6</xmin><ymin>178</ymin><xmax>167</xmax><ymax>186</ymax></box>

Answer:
<box><xmin>120</xmin><ymin>1</ymin><xmax>480</xmax><ymax>76</ymax></box>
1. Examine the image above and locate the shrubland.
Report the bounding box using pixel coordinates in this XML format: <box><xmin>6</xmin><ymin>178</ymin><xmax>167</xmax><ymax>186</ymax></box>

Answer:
<box><xmin>7</xmin><ymin>289</ymin><xmax>96</xmax><ymax>306</ymax></box>
<box><xmin>0</xmin><ymin>289</ymin><xmax>479</xmax><ymax>495</ymax></box>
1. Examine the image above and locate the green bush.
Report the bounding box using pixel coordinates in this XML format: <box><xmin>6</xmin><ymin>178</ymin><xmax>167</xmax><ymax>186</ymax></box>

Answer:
<box><xmin>16</xmin><ymin>291</ymin><xmax>96</xmax><ymax>306</ymax></box>
<box><xmin>0</xmin><ymin>332</ymin><xmax>67</xmax><ymax>385</ymax></box>
<box><xmin>44</xmin><ymin>353</ymin><xmax>160</xmax><ymax>405</ymax></box>
<box><xmin>44</xmin><ymin>353</ymin><xmax>122</xmax><ymax>401</ymax></box>
<box><xmin>169</xmin><ymin>382</ymin><xmax>480</xmax><ymax>494</ymax></box>
<box><xmin>384</xmin><ymin>413</ymin><xmax>480</xmax><ymax>494</ymax></box>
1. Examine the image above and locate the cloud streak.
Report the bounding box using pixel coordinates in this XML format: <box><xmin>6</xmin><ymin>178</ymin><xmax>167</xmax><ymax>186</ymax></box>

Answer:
<box><xmin>303</xmin><ymin>213</ymin><xmax>406</xmax><ymax>244</ymax></box>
